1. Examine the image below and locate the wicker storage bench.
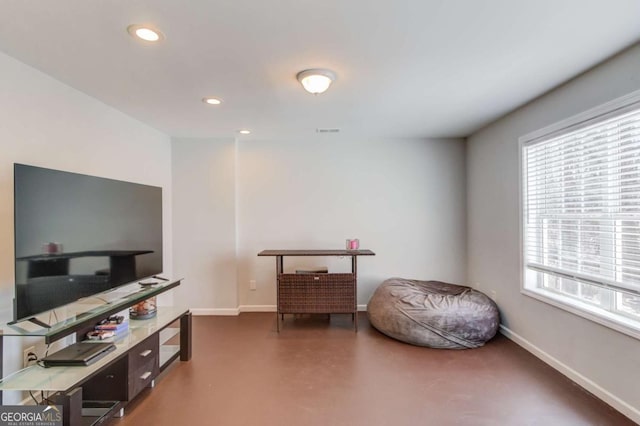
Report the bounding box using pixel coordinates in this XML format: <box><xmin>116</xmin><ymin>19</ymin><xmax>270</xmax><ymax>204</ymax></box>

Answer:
<box><xmin>278</xmin><ymin>273</ymin><xmax>355</xmax><ymax>314</ymax></box>
<box><xmin>257</xmin><ymin>249</ymin><xmax>375</xmax><ymax>332</ymax></box>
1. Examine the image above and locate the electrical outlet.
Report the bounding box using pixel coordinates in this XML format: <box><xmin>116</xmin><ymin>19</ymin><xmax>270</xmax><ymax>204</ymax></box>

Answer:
<box><xmin>23</xmin><ymin>346</ymin><xmax>36</xmax><ymax>368</ymax></box>
<box><xmin>249</xmin><ymin>280</ymin><xmax>257</xmax><ymax>291</ymax></box>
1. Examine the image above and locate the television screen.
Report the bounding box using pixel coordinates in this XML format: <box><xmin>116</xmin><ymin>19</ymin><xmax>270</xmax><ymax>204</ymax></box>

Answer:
<box><xmin>13</xmin><ymin>164</ymin><xmax>163</xmax><ymax>322</ymax></box>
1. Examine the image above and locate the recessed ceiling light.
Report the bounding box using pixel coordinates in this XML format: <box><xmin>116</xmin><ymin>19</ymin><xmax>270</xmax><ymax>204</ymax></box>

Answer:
<box><xmin>127</xmin><ymin>24</ymin><xmax>164</xmax><ymax>42</ymax></box>
<box><xmin>202</xmin><ymin>97</ymin><xmax>222</xmax><ymax>105</ymax></box>
<box><xmin>238</xmin><ymin>130</ymin><xmax>251</xmax><ymax>135</ymax></box>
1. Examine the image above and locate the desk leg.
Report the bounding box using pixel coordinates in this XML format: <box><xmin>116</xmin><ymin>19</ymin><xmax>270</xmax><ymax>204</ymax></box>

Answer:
<box><xmin>276</xmin><ymin>256</ymin><xmax>283</xmax><ymax>332</ymax></box>
<box><xmin>52</xmin><ymin>387</ymin><xmax>83</xmax><ymax>426</ymax></box>
<box><xmin>0</xmin><ymin>335</ymin><xmax>3</xmax><ymax>404</ymax></box>
<box><xmin>180</xmin><ymin>312</ymin><xmax>192</xmax><ymax>361</ymax></box>
<box><xmin>352</xmin><ymin>256</ymin><xmax>358</xmax><ymax>332</ymax></box>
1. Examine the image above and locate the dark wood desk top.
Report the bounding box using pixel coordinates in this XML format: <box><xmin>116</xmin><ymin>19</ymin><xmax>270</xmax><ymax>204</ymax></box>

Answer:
<box><xmin>258</xmin><ymin>249</ymin><xmax>375</xmax><ymax>257</ymax></box>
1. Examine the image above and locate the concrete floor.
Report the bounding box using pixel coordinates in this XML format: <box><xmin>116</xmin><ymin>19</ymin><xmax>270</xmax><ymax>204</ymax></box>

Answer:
<box><xmin>115</xmin><ymin>313</ymin><xmax>635</xmax><ymax>426</ymax></box>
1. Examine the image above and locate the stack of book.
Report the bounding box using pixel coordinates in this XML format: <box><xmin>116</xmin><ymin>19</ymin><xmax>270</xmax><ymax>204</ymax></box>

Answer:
<box><xmin>87</xmin><ymin>319</ymin><xmax>129</xmax><ymax>340</ymax></box>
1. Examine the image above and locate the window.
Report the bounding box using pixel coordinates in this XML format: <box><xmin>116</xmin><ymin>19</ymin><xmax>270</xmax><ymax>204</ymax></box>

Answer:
<box><xmin>521</xmin><ymin>92</ymin><xmax>640</xmax><ymax>337</ymax></box>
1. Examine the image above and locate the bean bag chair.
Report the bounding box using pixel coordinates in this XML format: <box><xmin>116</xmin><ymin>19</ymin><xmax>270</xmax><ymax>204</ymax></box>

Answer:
<box><xmin>367</xmin><ymin>278</ymin><xmax>499</xmax><ymax>349</ymax></box>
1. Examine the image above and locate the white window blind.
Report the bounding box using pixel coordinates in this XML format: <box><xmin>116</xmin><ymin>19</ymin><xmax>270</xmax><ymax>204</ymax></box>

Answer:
<box><xmin>523</xmin><ymin>105</ymin><xmax>640</xmax><ymax>297</ymax></box>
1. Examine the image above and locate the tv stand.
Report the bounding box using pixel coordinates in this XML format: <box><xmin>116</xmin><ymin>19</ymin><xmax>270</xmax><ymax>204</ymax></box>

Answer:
<box><xmin>49</xmin><ymin>308</ymin><xmax>191</xmax><ymax>425</ymax></box>
<box><xmin>7</xmin><ymin>315</ymin><xmax>52</xmax><ymax>328</ymax></box>
<box><xmin>27</xmin><ymin>317</ymin><xmax>52</xmax><ymax>329</ymax></box>
<box><xmin>0</xmin><ymin>279</ymin><xmax>191</xmax><ymax>426</ymax></box>
<box><xmin>152</xmin><ymin>275</ymin><xmax>170</xmax><ymax>281</ymax></box>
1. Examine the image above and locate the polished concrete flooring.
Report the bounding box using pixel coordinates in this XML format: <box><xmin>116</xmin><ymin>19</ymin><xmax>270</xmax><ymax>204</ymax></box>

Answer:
<box><xmin>116</xmin><ymin>313</ymin><xmax>635</xmax><ymax>426</ymax></box>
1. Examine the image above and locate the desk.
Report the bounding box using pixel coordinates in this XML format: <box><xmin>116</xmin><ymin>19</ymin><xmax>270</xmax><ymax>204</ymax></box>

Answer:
<box><xmin>258</xmin><ymin>250</ymin><xmax>375</xmax><ymax>331</ymax></box>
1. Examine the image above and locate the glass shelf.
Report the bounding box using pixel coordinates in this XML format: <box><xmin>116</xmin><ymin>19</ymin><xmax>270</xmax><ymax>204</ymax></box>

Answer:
<box><xmin>160</xmin><ymin>345</ymin><xmax>180</xmax><ymax>368</ymax></box>
<box><xmin>159</xmin><ymin>325</ymin><xmax>181</xmax><ymax>369</ymax></box>
<box><xmin>0</xmin><ymin>306</ymin><xmax>188</xmax><ymax>392</ymax></box>
<box><xmin>1</xmin><ymin>278</ymin><xmax>181</xmax><ymax>343</ymax></box>
<box><xmin>81</xmin><ymin>401</ymin><xmax>122</xmax><ymax>426</ymax></box>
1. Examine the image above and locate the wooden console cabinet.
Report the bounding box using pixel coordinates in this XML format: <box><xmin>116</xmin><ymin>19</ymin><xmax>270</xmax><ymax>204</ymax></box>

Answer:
<box><xmin>258</xmin><ymin>249</ymin><xmax>375</xmax><ymax>331</ymax></box>
<box><xmin>84</xmin><ymin>310</ymin><xmax>190</xmax><ymax>397</ymax></box>
<box><xmin>55</xmin><ymin>308</ymin><xmax>191</xmax><ymax>425</ymax></box>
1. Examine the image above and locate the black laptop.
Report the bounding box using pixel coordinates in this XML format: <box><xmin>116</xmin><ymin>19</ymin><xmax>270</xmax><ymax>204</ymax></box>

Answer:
<box><xmin>42</xmin><ymin>342</ymin><xmax>116</xmax><ymax>367</ymax></box>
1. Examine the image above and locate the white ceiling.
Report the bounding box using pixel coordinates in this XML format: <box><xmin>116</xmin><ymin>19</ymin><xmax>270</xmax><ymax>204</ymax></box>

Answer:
<box><xmin>0</xmin><ymin>0</ymin><xmax>639</xmax><ymax>140</ymax></box>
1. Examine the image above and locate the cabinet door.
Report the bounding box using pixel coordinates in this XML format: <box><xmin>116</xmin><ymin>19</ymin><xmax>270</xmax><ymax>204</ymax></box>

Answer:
<box><xmin>82</xmin><ymin>356</ymin><xmax>128</xmax><ymax>401</ymax></box>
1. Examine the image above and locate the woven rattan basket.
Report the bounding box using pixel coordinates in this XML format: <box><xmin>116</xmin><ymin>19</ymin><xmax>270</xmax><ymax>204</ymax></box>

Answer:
<box><xmin>278</xmin><ymin>273</ymin><xmax>355</xmax><ymax>313</ymax></box>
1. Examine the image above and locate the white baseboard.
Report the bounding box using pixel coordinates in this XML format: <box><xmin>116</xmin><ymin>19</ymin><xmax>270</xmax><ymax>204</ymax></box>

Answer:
<box><xmin>500</xmin><ymin>325</ymin><xmax>640</xmax><ymax>424</ymax></box>
<box><xmin>190</xmin><ymin>308</ymin><xmax>239</xmax><ymax>316</ymax></box>
<box><xmin>191</xmin><ymin>305</ymin><xmax>369</xmax><ymax>315</ymax></box>
<box><xmin>238</xmin><ymin>305</ymin><xmax>368</xmax><ymax>312</ymax></box>
<box><xmin>238</xmin><ymin>305</ymin><xmax>276</xmax><ymax>313</ymax></box>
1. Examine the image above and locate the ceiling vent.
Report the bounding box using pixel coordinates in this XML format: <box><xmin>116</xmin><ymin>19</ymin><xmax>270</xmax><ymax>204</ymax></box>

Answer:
<box><xmin>316</xmin><ymin>128</ymin><xmax>340</xmax><ymax>133</ymax></box>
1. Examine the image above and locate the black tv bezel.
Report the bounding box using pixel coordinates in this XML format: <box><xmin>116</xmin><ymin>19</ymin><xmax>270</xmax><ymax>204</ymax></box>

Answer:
<box><xmin>12</xmin><ymin>163</ymin><xmax>164</xmax><ymax>324</ymax></box>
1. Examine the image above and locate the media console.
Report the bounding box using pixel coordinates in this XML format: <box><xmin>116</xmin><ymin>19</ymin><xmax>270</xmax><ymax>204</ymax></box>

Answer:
<box><xmin>0</xmin><ymin>279</ymin><xmax>191</xmax><ymax>426</ymax></box>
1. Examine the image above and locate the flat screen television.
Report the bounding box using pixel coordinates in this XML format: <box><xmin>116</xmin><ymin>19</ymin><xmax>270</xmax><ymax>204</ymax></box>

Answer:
<box><xmin>13</xmin><ymin>164</ymin><xmax>163</xmax><ymax>323</ymax></box>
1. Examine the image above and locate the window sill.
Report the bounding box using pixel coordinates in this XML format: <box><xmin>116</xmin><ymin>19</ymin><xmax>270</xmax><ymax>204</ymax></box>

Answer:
<box><xmin>522</xmin><ymin>287</ymin><xmax>640</xmax><ymax>341</ymax></box>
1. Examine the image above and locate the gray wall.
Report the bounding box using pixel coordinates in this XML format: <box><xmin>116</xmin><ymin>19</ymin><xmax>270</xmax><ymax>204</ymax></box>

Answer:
<box><xmin>466</xmin><ymin>43</ymin><xmax>640</xmax><ymax>420</ymax></box>
<box><xmin>237</xmin><ymin>137</ymin><xmax>467</xmax><ymax>309</ymax></box>
<box><xmin>171</xmin><ymin>136</ymin><xmax>467</xmax><ymax>313</ymax></box>
<box><xmin>0</xmin><ymin>51</ymin><xmax>172</xmax><ymax>404</ymax></box>
<box><xmin>172</xmin><ymin>138</ymin><xmax>238</xmax><ymax>313</ymax></box>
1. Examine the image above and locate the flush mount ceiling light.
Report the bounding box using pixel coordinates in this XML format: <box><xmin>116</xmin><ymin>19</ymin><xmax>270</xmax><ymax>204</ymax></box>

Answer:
<box><xmin>238</xmin><ymin>129</ymin><xmax>251</xmax><ymax>135</ymax></box>
<box><xmin>296</xmin><ymin>69</ymin><xmax>336</xmax><ymax>94</ymax></box>
<box><xmin>127</xmin><ymin>24</ymin><xmax>164</xmax><ymax>42</ymax></box>
<box><xmin>202</xmin><ymin>97</ymin><xmax>222</xmax><ymax>105</ymax></box>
